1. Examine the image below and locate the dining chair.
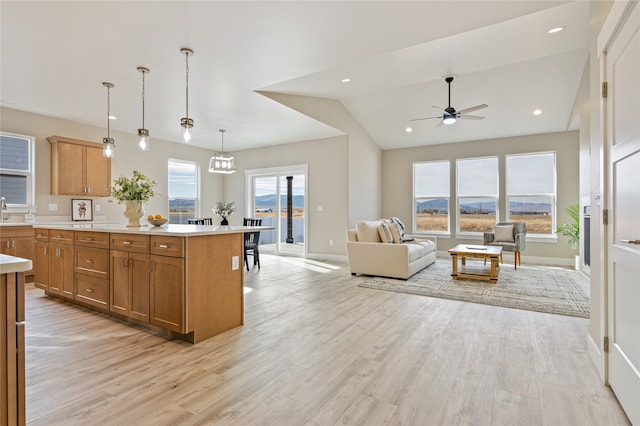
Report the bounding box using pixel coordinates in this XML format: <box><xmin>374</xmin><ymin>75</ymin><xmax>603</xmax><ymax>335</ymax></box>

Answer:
<box><xmin>243</xmin><ymin>217</ymin><xmax>262</xmax><ymax>270</ymax></box>
<box><xmin>188</xmin><ymin>217</ymin><xmax>213</xmax><ymax>225</ymax></box>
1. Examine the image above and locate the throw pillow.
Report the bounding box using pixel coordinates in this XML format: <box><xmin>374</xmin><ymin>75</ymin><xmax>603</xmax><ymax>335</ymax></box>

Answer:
<box><xmin>356</xmin><ymin>220</ymin><xmax>383</xmax><ymax>242</ymax></box>
<box><xmin>378</xmin><ymin>222</ymin><xmax>393</xmax><ymax>243</ymax></box>
<box><xmin>493</xmin><ymin>224</ymin><xmax>515</xmax><ymax>242</ymax></box>
<box><xmin>389</xmin><ymin>217</ymin><xmax>406</xmax><ymax>238</ymax></box>
<box><xmin>387</xmin><ymin>221</ymin><xmax>403</xmax><ymax>243</ymax></box>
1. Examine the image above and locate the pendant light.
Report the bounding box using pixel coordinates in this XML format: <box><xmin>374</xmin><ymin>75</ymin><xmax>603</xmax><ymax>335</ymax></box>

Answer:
<box><xmin>180</xmin><ymin>47</ymin><xmax>194</xmax><ymax>143</ymax></box>
<box><xmin>137</xmin><ymin>66</ymin><xmax>150</xmax><ymax>151</ymax></box>
<box><xmin>208</xmin><ymin>129</ymin><xmax>236</xmax><ymax>174</ymax></box>
<box><xmin>102</xmin><ymin>82</ymin><xmax>115</xmax><ymax>158</ymax></box>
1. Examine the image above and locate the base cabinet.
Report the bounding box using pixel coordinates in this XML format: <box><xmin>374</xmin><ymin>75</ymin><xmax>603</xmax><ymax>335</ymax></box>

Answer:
<box><xmin>1</xmin><ymin>227</ymin><xmax>34</xmax><ymax>276</ymax></box>
<box><xmin>33</xmin><ymin>242</ymin><xmax>49</xmax><ymax>290</ymax></box>
<box><xmin>149</xmin><ymin>255</ymin><xmax>184</xmax><ymax>333</ymax></box>
<box><xmin>49</xmin><ymin>243</ymin><xmax>74</xmax><ymax>298</ymax></box>
<box><xmin>110</xmin><ymin>251</ymin><xmax>150</xmax><ymax>322</ymax></box>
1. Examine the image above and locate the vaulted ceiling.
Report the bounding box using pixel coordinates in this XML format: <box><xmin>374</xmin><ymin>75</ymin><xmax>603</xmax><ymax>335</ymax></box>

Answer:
<box><xmin>0</xmin><ymin>1</ymin><xmax>589</xmax><ymax>152</ymax></box>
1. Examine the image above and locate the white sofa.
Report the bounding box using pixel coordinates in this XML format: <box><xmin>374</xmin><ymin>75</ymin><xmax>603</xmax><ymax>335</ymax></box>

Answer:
<box><xmin>345</xmin><ymin>219</ymin><xmax>437</xmax><ymax>279</ymax></box>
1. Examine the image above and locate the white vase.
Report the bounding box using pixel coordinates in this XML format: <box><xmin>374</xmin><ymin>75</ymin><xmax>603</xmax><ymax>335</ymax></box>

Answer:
<box><xmin>124</xmin><ymin>200</ymin><xmax>145</xmax><ymax>227</ymax></box>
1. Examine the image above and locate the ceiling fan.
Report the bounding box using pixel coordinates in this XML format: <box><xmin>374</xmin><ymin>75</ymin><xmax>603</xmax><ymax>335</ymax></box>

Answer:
<box><xmin>411</xmin><ymin>76</ymin><xmax>488</xmax><ymax>127</ymax></box>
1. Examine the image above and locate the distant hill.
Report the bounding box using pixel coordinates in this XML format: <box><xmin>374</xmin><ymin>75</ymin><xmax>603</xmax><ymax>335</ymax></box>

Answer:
<box><xmin>255</xmin><ymin>194</ymin><xmax>304</xmax><ymax>208</ymax></box>
<box><xmin>417</xmin><ymin>199</ymin><xmax>551</xmax><ymax>214</ymax></box>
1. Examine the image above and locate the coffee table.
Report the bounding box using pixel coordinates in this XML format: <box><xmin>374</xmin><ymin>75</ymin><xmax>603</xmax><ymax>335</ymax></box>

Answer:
<box><xmin>448</xmin><ymin>244</ymin><xmax>502</xmax><ymax>284</ymax></box>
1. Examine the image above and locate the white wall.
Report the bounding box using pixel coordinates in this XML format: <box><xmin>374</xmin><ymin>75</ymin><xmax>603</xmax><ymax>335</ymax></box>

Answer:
<box><xmin>258</xmin><ymin>92</ymin><xmax>382</xmax><ymax>227</ymax></box>
<box><xmin>226</xmin><ymin>136</ymin><xmax>349</xmax><ymax>256</ymax></box>
<box><xmin>0</xmin><ymin>107</ymin><xmax>223</xmax><ymax>221</ymax></box>
<box><xmin>382</xmin><ymin>130</ymin><xmax>580</xmax><ymax>263</ymax></box>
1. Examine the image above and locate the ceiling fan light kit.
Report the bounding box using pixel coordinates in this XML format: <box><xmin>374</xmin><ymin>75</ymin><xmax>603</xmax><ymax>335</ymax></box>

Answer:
<box><xmin>411</xmin><ymin>76</ymin><xmax>488</xmax><ymax>127</ymax></box>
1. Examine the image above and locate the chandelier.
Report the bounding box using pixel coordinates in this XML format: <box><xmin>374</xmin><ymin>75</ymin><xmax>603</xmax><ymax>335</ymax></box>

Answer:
<box><xmin>208</xmin><ymin>129</ymin><xmax>236</xmax><ymax>174</ymax></box>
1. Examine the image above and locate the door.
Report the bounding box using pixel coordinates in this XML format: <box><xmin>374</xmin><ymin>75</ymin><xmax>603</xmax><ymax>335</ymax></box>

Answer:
<box><xmin>34</xmin><ymin>242</ymin><xmax>49</xmax><ymax>290</ymax></box>
<box><xmin>605</xmin><ymin>3</ymin><xmax>640</xmax><ymax>424</ymax></box>
<box><xmin>249</xmin><ymin>166</ymin><xmax>307</xmax><ymax>257</ymax></box>
<box><xmin>149</xmin><ymin>255</ymin><xmax>184</xmax><ymax>333</ymax></box>
<box><xmin>56</xmin><ymin>142</ymin><xmax>85</xmax><ymax>195</ymax></box>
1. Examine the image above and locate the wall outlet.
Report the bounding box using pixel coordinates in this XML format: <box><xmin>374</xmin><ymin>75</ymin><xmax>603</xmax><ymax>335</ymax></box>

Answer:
<box><xmin>317</xmin><ymin>204</ymin><xmax>324</xmax><ymax>213</ymax></box>
<box><xmin>48</xmin><ymin>203</ymin><xmax>58</xmax><ymax>211</ymax></box>
<box><xmin>232</xmin><ymin>256</ymin><xmax>239</xmax><ymax>270</ymax></box>
<box><xmin>329</xmin><ymin>239</ymin><xmax>334</xmax><ymax>246</ymax></box>
<box><xmin>95</xmin><ymin>204</ymin><xmax>100</xmax><ymax>212</ymax></box>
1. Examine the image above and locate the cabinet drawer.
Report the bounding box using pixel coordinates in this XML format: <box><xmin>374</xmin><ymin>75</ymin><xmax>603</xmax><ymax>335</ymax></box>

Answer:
<box><xmin>34</xmin><ymin>228</ymin><xmax>50</xmax><ymax>242</ymax></box>
<box><xmin>75</xmin><ymin>231</ymin><xmax>109</xmax><ymax>248</ymax></box>
<box><xmin>75</xmin><ymin>247</ymin><xmax>109</xmax><ymax>278</ymax></box>
<box><xmin>111</xmin><ymin>233</ymin><xmax>149</xmax><ymax>253</ymax></box>
<box><xmin>150</xmin><ymin>236</ymin><xmax>184</xmax><ymax>258</ymax></box>
<box><xmin>75</xmin><ymin>275</ymin><xmax>109</xmax><ymax>309</ymax></box>
<box><xmin>49</xmin><ymin>229</ymin><xmax>74</xmax><ymax>244</ymax></box>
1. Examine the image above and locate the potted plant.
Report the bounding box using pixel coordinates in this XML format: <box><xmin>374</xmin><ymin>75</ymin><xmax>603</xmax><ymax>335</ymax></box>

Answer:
<box><xmin>213</xmin><ymin>201</ymin><xmax>236</xmax><ymax>225</ymax></box>
<box><xmin>111</xmin><ymin>170</ymin><xmax>157</xmax><ymax>227</ymax></box>
<box><xmin>555</xmin><ymin>203</ymin><xmax>580</xmax><ymax>269</ymax></box>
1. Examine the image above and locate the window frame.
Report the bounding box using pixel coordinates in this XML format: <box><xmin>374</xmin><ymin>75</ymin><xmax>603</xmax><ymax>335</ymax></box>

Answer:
<box><xmin>167</xmin><ymin>158</ymin><xmax>200</xmax><ymax>224</ymax></box>
<box><xmin>505</xmin><ymin>151</ymin><xmax>557</xmax><ymax>237</ymax></box>
<box><xmin>456</xmin><ymin>156</ymin><xmax>499</xmax><ymax>236</ymax></box>
<box><xmin>413</xmin><ymin>160</ymin><xmax>451</xmax><ymax>235</ymax></box>
<box><xmin>0</xmin><ymin>132</ymin><xmax>36</xmax><ymax>210</ymax></box>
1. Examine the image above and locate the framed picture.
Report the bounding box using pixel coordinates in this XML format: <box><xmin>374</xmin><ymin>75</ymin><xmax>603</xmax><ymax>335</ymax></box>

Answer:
<box><xmin>72</xmin><ymin>199</ymin><xmax>93</xmax><ymax>221</ymax></box>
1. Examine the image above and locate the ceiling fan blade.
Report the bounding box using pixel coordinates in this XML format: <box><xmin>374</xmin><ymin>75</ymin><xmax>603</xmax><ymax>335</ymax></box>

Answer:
<box><xmin>435</xmin><ymin>119</ymin><xmax>444</xmax><ymax>128</ymax></box>
<box><xmin>459</xmin><ymin>115</ymin><xmax>485</xmax><ymax>120</ymax></box>
<box><xmin>457</xmin><ymin>104</ymin><xmax>488</xmax><ymax>115</ymax></box>
<box><xmin>432</xmin><ymin>105</ymin><xmax>447</xmax><ymax>113</ymax></box>
<box><xmin>410</xmin><ymin>116</ymin><xmax>441</xmax><ymax>121</ymax></box>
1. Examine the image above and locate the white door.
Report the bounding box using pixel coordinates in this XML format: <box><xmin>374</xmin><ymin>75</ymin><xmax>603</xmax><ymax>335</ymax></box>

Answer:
<box><xmin>605</xmin><ymin>2</ymin><xmax>640</xmax><ymax>424</ymax></box>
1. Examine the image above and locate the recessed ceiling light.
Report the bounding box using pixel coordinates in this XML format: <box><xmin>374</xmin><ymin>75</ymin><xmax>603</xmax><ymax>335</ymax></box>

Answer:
<box><xmin>405</xmin><ymin>126</ymin><xmax>413</xmax><ymax>133</ymax></box>
<box><xmin>341</xmin><ymin>78</ymin><xmax>351</xmax><ymax>83</ymax></box>
<box><xmin>108</xmin><ymin>115</ymin><xmax>116</xmax><ymax>120</ymax></box>
<box><xmin>533</xmin><ymin>109</ymin><xmax>543</xmax><ymax>116</ymax></box>
<box><xmin>547</xmin><ymin>26</ymin><xmax>565</xmax><ymax>34</ymax></box>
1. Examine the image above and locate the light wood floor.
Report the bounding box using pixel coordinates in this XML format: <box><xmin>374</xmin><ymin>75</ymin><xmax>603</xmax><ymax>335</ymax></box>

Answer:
<box><xmin>24</xmin><ymin>255</ymin><xmax>629</xmax><ymax>425</ymax></box>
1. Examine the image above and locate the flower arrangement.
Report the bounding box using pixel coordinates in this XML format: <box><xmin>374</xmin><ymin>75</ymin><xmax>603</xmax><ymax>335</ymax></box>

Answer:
<box><xmin>213</xmin><ymin>201</ymin><xmax>236</xmax><ymax>219</ymax></box>
<box><xmin>110</xmin><ymin>170</ymin><xmax>157</xmax><ymax>204</ymax></box>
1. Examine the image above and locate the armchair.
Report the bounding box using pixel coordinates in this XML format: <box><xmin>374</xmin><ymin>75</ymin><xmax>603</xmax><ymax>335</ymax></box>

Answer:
<box><xmin>483</xmin><ymin>222</ymin><xmax>527</xmax><ymax>269</ymax></box>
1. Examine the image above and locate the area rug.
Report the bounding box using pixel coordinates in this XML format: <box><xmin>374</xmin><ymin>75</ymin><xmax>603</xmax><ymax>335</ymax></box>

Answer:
<box><xmin>356</xmin><ymin>259</ymin><xmax>590</xmax><ymax>318</ymax></box>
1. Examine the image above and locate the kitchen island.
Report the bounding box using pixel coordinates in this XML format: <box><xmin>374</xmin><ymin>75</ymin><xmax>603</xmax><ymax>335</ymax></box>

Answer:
<box><xmin>1</xmin><ymin>254</ymin><xmax>32</xmax><ymax>425</ymax></box>
<box><xmin>32</xmin><ymin>223</ymin><xmax>267</xmax><ymax>344</ymax></box>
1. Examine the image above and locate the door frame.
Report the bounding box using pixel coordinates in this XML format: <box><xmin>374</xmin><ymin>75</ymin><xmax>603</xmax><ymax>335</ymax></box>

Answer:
<box><xmin>245</xmin><ymin>164</ymin><xmax>309</xmax><ymax>258</ymax></box>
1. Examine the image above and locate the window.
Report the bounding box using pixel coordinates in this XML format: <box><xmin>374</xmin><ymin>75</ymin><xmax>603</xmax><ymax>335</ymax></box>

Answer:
<box><xmin>506</xmin><ymin>152</ymin><xmax>556</xmax><ymax>235</ymax></box>
<box><xmin>457</xmin><ymin>156</ymin><xmax>498</xmax><ymax>233</ymax></box>
<box><xmin>168</xmin><ymin>159</ymin><xmax>199</xmax><ymax>224</ymax></box>
<box><xmin>414</xmin><ymin>161</ymin><xmax>450</xmax><ymax>233</ymax></box>
<box><xmin>0</xmin><ymin>132</ymin><xmax>34</xmax><ymax>208</ymax></box>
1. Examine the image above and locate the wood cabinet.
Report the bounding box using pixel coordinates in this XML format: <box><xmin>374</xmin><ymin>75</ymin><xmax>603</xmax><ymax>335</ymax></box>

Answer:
<box><xmin>149</xmin><ymin>255</ymin><xmax>184</xmax><ymax>333</ymax></box>
<box><xmin>34</xmin><ymin>228</ymin><xmax>74</xmax><ymax>298</ymax></box>
<box><xmin>1</xmin><ymin>226</ymin><xmax>34</xmax><ymax>275</ymax></box>
<box><xmin>48</xmin><ymin>136</ymin><xmax>111</xmax><ymax>196</ymax></box>
<box><xmin>1</xmin><ymin>262</ymin><xmax>27</xmax><ymax>426</ymax></box>
<box><xmin>74</xmin><ymin>232</ymin><xmax>109</xmax><ymax>308</ymax></box>
<box><xmin>110</xmin><ymin>233</ymin><xmax>150</xmax><ymax>322</ymax></box>
<box><xmin>34</xmin><ymin>227</ymin><xmax>245</xmax><ymax>344</ymax></box>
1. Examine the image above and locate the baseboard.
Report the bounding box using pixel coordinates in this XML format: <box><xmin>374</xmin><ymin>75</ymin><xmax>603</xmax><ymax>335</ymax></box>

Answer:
<box><xmin>307</xmin><ymin>252</ymin><xmax>348</xmax><ymax>263</ymax></box>
<box><xmin>588</xmin><ymin>333</ymin><xmax>606</xmax><ymax>383</ymax></box>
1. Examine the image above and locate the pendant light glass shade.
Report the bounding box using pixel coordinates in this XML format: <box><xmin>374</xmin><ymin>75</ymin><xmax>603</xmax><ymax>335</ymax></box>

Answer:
<box><xmin>102</xmin><ymin>82</ymin><xmax>115</xmax><ymax>158</ymax></box>
<box><xmin>137</xmin><ymin>67</ymin><xmax>150</xmax><ymax>151</ymax></box>
<box><xmin>180</xmin><ymin>48</ymin><xmax>194</xmax><ymax>143</ymax></box>
<box><xmin>209</xmin><ymin>129</ymin><xmax>236</xmax><ymax>174</ymax></box>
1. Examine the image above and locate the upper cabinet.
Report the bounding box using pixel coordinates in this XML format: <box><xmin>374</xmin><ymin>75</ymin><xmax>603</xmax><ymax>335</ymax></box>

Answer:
<box><xmin>48</xmin><ymin>136</ymin><xmax>111</xmax><ymax>197</ymax></box>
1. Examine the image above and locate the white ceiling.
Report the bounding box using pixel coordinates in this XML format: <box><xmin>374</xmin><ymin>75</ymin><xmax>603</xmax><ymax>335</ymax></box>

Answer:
<box><xmin>0</xmin><ymin>1</ymin><xmax>589</xmax><ymax>152</ymax></box>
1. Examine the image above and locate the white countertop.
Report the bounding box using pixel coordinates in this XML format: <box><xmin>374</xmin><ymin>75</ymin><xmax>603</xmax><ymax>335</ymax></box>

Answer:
<box><xmin>0</xmin><ymin>253</ymin><xmax>33</xmax><ymax>274</ymax></box>
<box><xmin>32</xmin><ymin>223</ymin><xmax>273</xmax><ymax>237</ymax></box>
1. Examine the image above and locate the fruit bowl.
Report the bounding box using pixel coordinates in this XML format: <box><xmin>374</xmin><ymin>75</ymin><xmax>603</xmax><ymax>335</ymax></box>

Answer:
<box><xmin>148</xmin><ymin>218</ymin><xmax>168</xmax><ymax>227</ymax></box>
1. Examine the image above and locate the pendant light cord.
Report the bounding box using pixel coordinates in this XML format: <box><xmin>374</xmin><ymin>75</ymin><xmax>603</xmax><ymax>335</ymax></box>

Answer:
<box><xmin>107</xmin><ymin>85</ymin><xmax>111</xmax><ymax>138</ymax></box>
<box><xmin>141</xmin><ymin>70</ymin><xmax>146</xmax><ymax>129</ymax></box>
<box><xmin>185</xmin><ymin>52</ymin><xmax>190</xmax><ymax>121</ymax></box>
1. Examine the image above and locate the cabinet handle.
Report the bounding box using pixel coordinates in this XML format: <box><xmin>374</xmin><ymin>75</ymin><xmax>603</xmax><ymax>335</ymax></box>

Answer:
<box><xmin>56</xmin><ymin>248</ymin><xmax>60</xmax><ymax>257</ymax></box>
<box><xmin>85</xmin><ymin>259</ymin><xmax>94</xmax><ymax>264</ymax></box>
<box><xmin>124</xmin><ymin>258</ymin><xmax>129</xmax><ymax>268</ymax></box>
<box><xmin>84</xmin><ymin>237</ymin><xmax>94</xmax><ymax>241</ymax></box>
<box><xmin>122</xmin><ymin>241</ymin><xmax>131</xmax><ymax>245</ymax></box>
<box><xmin>85</xmin><ymin>288</ymin><xmax>94</xmax><ymax>293</ymax></box>
<box><xmin>5</xmin><ymin>241</ymin><xmax>9</xmax><ymax>248</ymax></box>
<box><xmin>44</xmin><ymin>247</ymin><xmax>47</xmax><ymax>255</ymax></box>
<box><xmin>159</xmin><ymin>244</ymin><xmax>169</xmax><ymax>249</ymax></box>
<box><xmin>54</xmin><ymin>235</ymin><xmax>63</xmax><ymax>239</ymax></box>
<box><xmin>36</xmin><ymin>233</ymin><xmax>44</xmax><ymax>238</ymax></box>
<box><xmin>12</xmin><ymin>241</ymin><xmax>15</xmax><ymax>248</ymax></box>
